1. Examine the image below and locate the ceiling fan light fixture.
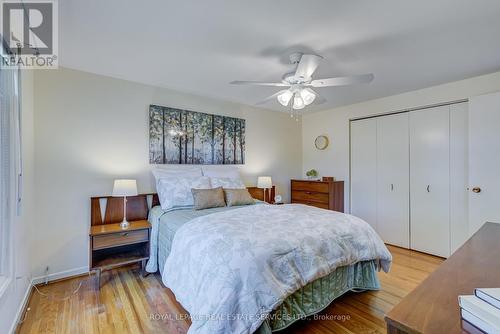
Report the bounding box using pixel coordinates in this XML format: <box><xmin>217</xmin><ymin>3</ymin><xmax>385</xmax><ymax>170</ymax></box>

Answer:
<box><xmin>231</xmin><ymin>53</ymin><xmax>375</xmax><ymax>114</ymax></box>
<box><xmin>300</xmin><ymin>88</ymin><xmax>316</xmax><ymax>105</ymax></box>
<box><xmin>277</xmin><ymin>90</ymin><xmax>293</xmax><ymax>106</ymax></box>
<box><xmin>293</xmin><ymin>94</ymin><xmax>305</xmax><ymax>110</ymax></box>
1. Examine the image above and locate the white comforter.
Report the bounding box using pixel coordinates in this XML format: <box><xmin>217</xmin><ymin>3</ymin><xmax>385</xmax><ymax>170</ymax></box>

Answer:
<box><xmin>162</xmin><ymin>204</ymin><xmax>392</xmax><ymax>334</ymax></box>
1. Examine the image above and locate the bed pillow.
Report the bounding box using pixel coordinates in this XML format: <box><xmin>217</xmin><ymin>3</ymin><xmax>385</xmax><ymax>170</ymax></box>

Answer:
<box><xmin>224</xmin><ymin>188</ymin><xmax>255</xmax><ymax>207</ymax></box>
<box><xmin>191</xmin><ymin>187</ymin><xmax>226</xmax><ymax>210</ymax></box>
<box><xmin>157</xmin><ymin>176</ymin><xmax>211</xmax><ymax>210</ymax></box>
<box><xmin>201</xmin><ymin>166</ymin><xmax>241</xmax><ymax>179</ymax></box>
<box><xmin>210</xmin><ymin>177</ymin><xmax>246</xmax><ymax>189</ymax></box>
<box><xmin>152</xmin><ymin>166</ymin><xmax>202</xmax><ymax>185</ymax></box>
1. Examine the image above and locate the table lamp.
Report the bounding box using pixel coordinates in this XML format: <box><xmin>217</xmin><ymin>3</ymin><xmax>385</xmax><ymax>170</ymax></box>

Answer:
<box><xmin>112</xmin><ymin>179</ymin><xmax>138</xmax><ymax>229</ymax></box>
<box><xmin>257</xmin><ymin>176</ymin><xmax>272</xmax><ymax>203</ymax></box>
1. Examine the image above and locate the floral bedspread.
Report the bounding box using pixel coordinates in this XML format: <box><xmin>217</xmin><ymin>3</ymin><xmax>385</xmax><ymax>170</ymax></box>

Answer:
<box><xmin>162</xmin><ymin>204</ymin><xmax>392</xmax><ymax>334</ymax></box>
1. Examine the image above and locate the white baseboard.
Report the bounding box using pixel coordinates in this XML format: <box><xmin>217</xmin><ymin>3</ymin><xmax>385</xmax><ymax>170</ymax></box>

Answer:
<box><xmin>31</xmin><ymin>266</ymin><xmax>89</xmax><ymax>285</ymax></box>
<box><xmin>9</xmin><ymin>282</ymin><xmax>33</xmax><ymax>334</ymax></box>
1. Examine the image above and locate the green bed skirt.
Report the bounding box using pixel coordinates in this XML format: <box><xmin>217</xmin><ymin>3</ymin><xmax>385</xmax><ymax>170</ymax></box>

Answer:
<box><xmin>256</xmin><ymin>260</ymin><xmax>380</xmax><ymax>333</ymax></box>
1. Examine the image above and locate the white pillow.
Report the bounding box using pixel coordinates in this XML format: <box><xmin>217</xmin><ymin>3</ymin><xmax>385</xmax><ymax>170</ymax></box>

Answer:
<box><xmin>152</xmin><ymin>166</ymin><xmax>202</xmax><ymax>185</ymax></box>
<box><xmin>157</xmin><ymin>176</ymin><xmax>211</xmax><ymax>210</ymax></box>
<box><xmin>201</xmin><ymin>166</ymin><xmax>241</xmax><ymax>179</ymax></box>
<box><xmin>210</xmin><ymin>177</ymin><xmax>246</xmax><ymax>189</ymax></box>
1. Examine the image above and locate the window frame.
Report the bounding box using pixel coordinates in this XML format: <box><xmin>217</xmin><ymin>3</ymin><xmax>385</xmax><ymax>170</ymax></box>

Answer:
<box><xmin>0</xmin><ymin>35</ymin><xmax>21</xmax><ymax>298</ymax></box>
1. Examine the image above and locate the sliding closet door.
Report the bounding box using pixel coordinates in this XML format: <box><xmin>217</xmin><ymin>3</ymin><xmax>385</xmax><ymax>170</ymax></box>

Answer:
<box><xmin>410</xmin><ymin>106</ymin><xmax>450</xmax><ymax>257</ymax></box>
<box><xmin>376</xmin><ymin>113</ymin><xmax>410</xmax><ymax>248</ymax></box>
<box><xmin>450</xmin><ymin>103</ymin><xmax>469</xmax><ymax>253</ymax></box>
<box><xmin>350</xmin><ymin>118</ymin><xmax>377</xmax><ymax>230</ymax></box>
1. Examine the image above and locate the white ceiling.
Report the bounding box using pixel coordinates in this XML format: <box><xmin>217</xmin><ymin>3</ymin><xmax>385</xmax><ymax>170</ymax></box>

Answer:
<box><xmin>59</xmin><ymin>0</ymin><xmax>500</xmax><ymax>112</ymax></box>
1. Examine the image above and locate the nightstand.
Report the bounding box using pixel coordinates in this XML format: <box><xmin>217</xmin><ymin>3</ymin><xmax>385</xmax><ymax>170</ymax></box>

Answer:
<box><xmin>89</xmin><ymin>220</ymin><xmax>151</xmax><ymax>288</ymax></box>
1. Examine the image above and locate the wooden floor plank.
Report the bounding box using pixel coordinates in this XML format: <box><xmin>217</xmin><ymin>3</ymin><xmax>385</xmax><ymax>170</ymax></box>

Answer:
<box><xmin>17</xmin><ymin>245</ymin><xmax>442</xmax><ymax>334</ymax></box>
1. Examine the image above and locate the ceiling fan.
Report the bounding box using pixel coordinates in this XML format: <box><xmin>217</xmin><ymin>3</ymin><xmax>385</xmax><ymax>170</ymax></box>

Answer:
<box><xmin>230</xmin><ymin>53</ymin><xmax>374</xmax><ymax>112</ymax></box>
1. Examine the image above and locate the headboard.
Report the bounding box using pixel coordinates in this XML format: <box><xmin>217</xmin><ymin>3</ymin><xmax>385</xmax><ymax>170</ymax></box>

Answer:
<box><xmin>90</xmin><ymin>186</ymin><xmax>275</xmax><ymax>226</ymax></box>
<box><xmin>247</xmin><ymin>186</ymin><xmax>275</xmax><ymax>204</ymax></box>
<box><xmin>90</xmin><ymin>193</ymin><xmax>159</xmax><ymax>226</ymax></box>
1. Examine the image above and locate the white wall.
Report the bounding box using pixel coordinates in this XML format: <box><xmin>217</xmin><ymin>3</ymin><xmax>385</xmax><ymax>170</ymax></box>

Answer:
<box><xmin>0</xmin><ymin>71</ymin><xmax>36</xmax><ymax>334</ymax></box>
<box><xmin>302</xmin><ymin>70</ymin><xmax>500</xmax><ymax>213</ymax></box>
<box><xmin>32</xmin><ymin>67</ymin><xmax>302</xmax><ymax>278</ymax></box>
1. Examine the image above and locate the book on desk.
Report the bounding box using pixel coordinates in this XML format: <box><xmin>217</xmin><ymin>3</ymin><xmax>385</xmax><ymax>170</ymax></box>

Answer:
<box><xmin>459</xmin><ymin>288</ymin><xmax>500</xmax><ymax>333</ymax></box>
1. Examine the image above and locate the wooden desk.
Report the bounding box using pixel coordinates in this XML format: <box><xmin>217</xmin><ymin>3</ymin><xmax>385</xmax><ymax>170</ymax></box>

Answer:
<box><xmin>385</xmin><ymin>222</ymin><xmax>500</xmax><ymax>334</ymax></box>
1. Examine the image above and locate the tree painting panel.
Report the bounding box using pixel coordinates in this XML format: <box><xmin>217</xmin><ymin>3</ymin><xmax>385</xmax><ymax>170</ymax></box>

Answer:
<box><xmin>149</xmin><ymin>105</ymin><xmax>245</xmax><ymax>165</ymax></box>
<box><xmin>149</xmin><ymin>105</ymin><xmax>164</xmax><ymax>164</ymax></box>
<box><xmin>213</xmin><ymin>115</ymin><xmax>224</xmax><ymax>164</ymax></box>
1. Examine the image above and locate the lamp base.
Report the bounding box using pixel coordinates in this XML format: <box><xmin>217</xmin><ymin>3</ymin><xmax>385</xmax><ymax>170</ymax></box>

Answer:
<box><xmin>120</xmin><ymin>220</ymin><xmax>130</xmax><ymax>229</ymax></box>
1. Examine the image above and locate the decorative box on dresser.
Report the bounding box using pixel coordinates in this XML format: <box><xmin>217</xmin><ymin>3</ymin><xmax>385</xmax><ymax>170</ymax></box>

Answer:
<box><xmin>291</xmin><ymin>179</ymin><xmax>344</xmax><ymax>212</ymax></box>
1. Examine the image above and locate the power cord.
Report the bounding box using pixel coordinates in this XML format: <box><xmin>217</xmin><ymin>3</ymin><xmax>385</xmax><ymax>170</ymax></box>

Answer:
<box><xmin>32</xmin><ymin>273</ymin><xmax>89</xmax><ymax>301</ymax></box>
<box><xmin>18</xmin><ymin>271</ymin><xmax>94</xmax><ymax>325</ymax></box>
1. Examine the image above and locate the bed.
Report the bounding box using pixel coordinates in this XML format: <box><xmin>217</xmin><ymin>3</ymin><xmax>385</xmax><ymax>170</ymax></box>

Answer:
<box><xmin>145</xmin><ymin>201</ymin><xmax>391</xmax><ymax>334</ymax></box>
<box><xmin>141</xmin><ymin>166</ymin><xmax>391</xmax><ymax>333</ymax></box>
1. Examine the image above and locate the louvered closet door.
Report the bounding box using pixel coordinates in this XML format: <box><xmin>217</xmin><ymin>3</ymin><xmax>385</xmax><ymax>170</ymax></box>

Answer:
<box><xmin>376</xmin><ymin>113</ymin><xmax>410</xmax><ymax>248</ymax></box>
<box><xmin>410</xmin><ymin>106</ymin><xmax>450</xmax><ymax>257</ymax></box>
<box><xmin>350</xmin><ymin>118</ymin><xmax>377</xmax><ymax>230</ymax></box>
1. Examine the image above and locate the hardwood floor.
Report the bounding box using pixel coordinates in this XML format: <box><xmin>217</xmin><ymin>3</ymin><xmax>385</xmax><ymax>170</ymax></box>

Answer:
<box><xmin>17</xmin><ymin>245</ymin><xmax>443</xmax><ymax>334</ymax></box>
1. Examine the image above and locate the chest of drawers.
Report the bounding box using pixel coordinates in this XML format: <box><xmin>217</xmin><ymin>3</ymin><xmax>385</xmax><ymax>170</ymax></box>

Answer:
<box><xmin>291</xmin><ymin>179</ymin><xmax>344</xmax><ymax>212</ymax></box>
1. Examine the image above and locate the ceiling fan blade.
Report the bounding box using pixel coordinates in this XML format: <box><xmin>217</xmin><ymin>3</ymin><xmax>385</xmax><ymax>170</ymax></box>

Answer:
<box><xmin>255</xmin><ymin>90</ymin><xmax>289</xmax><ymax>105</ymax></box>
<box><xmin>310</xmin><ymin>73</ymin><xmax>374</xmax><ymax>87</ymax></box>
<box><xmin>230</xmin><ymin>80</ymin><xmax>290</xmax><ymax>87</ymax></box>
<box><xmin>295</xmin><ymin>54</ymin><xmax>323</xmax><ymax>80</ymax></box>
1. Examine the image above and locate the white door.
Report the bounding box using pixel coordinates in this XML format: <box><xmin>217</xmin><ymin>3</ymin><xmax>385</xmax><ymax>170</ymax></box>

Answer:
<box><xmin>350</xmin><ymin>118</ymin><xmax>377</xmax><ymax>230</ymax></box>
<box><xmin>469</xmin><ymin>92</ymin><xmax>500</xmax><ymax>233</ymax></box>
<box><xmin>410</xmin><ymin>106</ymin><xmax>450</xmax><ymax>257</ymax></box>
<box><xmin>377</xmin><ymin>113</ymin><xmax>410</xmax><ymax>248</ymax></box>
<box><xmin>450</xmin><ymin>103</ymin><xmax>469</xmax><ymax>252</ymax></box>
<box><xmin>376</xmin><ymin>113</ymin><xmax>410</xmax><ymax>248</ymax></box>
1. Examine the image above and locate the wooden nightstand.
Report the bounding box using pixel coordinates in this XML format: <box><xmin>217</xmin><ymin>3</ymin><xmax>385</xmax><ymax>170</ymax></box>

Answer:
<box><xmin>89</xmin><ymin>220</ymin><xmax>151</xmax><ymax>288</ymax></box>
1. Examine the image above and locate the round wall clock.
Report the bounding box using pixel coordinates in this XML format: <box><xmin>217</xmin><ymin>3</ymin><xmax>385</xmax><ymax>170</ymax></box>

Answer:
<box><xmin>314</xmin><ymin>135</ymin><xmax>329</xmax><ymax>150</ymax></box>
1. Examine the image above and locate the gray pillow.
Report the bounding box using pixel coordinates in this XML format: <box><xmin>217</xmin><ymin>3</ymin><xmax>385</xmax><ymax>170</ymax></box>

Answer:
<box><xmin>191</xmin><ymin>187</ymin><xmax>226</xmax><ymax>210</ymax></box>
<box><xmin>224</xmin><ymin>188</ymin><xmax>255</xmax><ymax>207</ymax></box>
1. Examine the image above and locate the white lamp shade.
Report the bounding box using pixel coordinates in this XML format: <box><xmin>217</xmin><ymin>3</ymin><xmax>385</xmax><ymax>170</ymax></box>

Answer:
<box><xmin>300</xmin><ymin>88</ymin><xmax>316</xmax><ymax>105</ymax></box>
<box><xmin>112</xmin><ymin>179</ymin><xmax>138</xmax><ymax>197</ymax></box>
<box><xmin>277</xmin><ymin>90</ymin><xmax>293</xmax><ymax>106</ymax></box>
<box><xmin>292</xmin><ymin>95</ymin><xmax>305</xmax><ymax>109</ymax></box>
<box><xmin>257</xmin><ymin>176</ymin><xmax>272</xmax><ymax>189</ymax></box>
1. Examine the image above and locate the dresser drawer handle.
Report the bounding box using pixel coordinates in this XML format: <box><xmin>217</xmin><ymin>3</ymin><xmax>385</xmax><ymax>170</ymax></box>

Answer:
<box><xmin>121</xmin><ymin>232</ymin><xmax>129</xmax><ymax>237</ymax></box>
<box><xmin>305</xmin><ymin>192</ymin><xmax>312</xmax><ymax>195</ymax></box>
